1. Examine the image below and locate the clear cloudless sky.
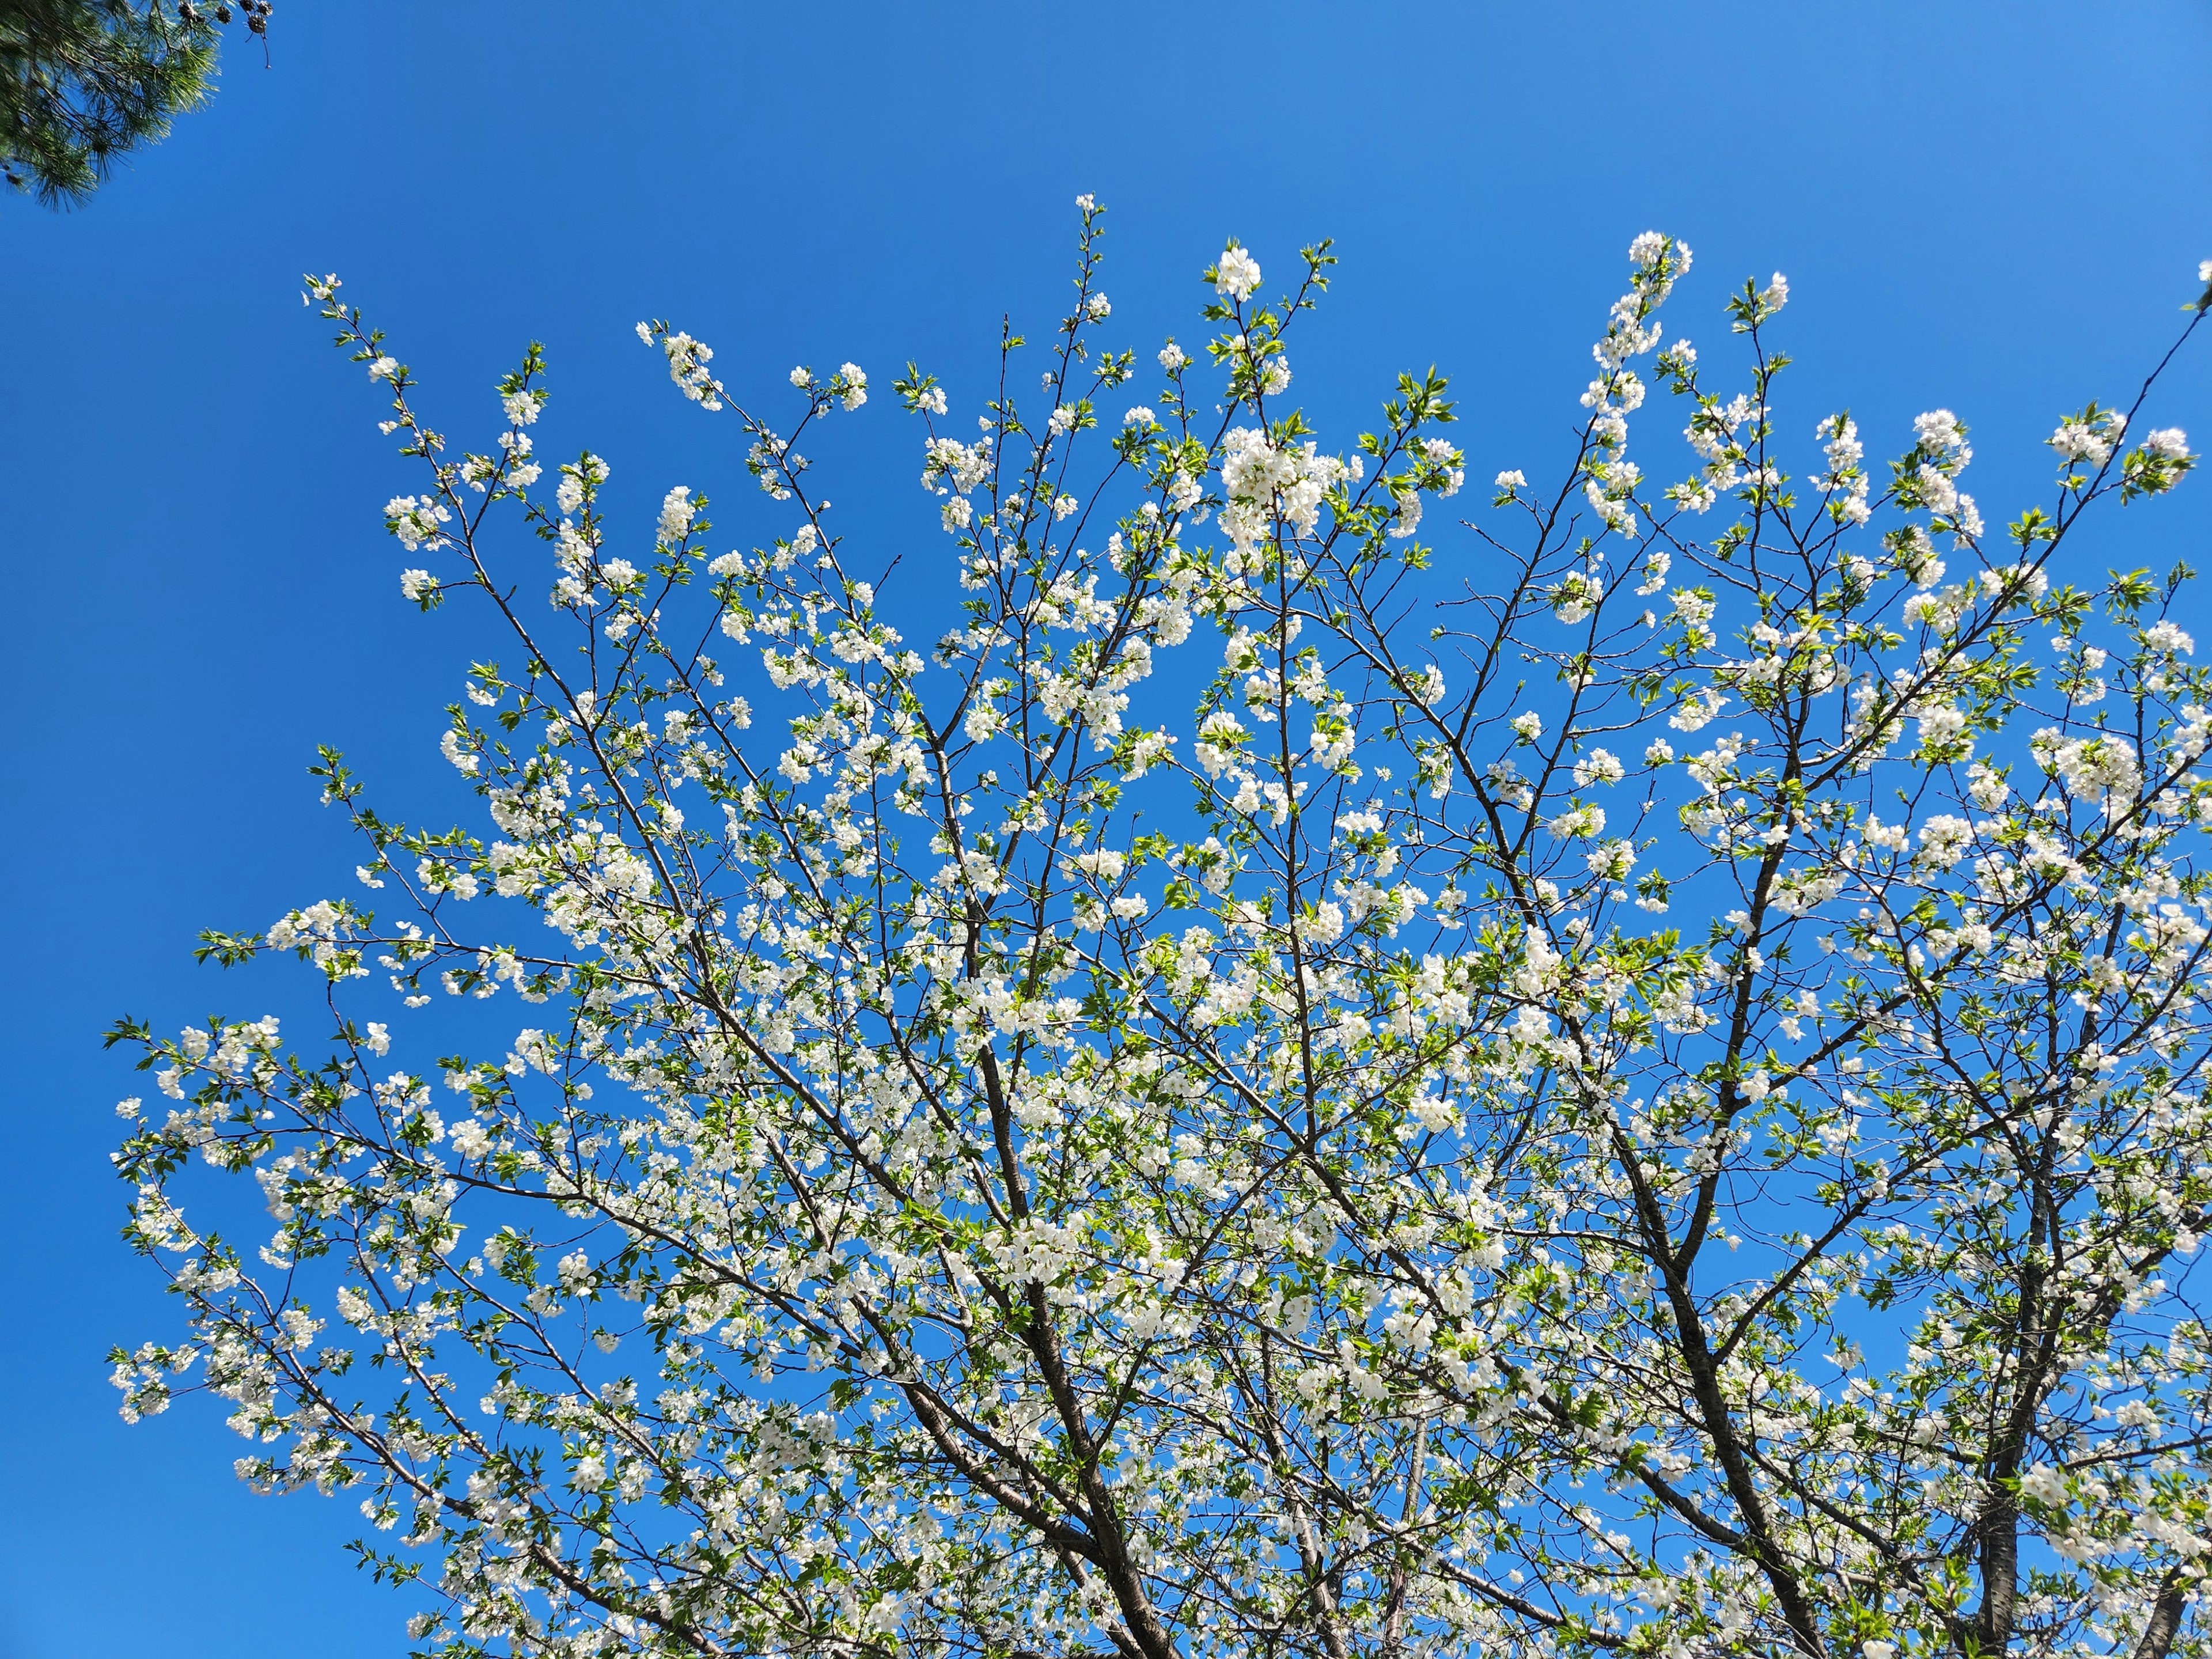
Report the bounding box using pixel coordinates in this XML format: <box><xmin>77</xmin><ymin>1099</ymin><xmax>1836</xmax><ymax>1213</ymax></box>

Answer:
<box><xmin>3</xmin><ymin>4</ymin><xmax>2209</xmax><ymax>1653</ymax></box>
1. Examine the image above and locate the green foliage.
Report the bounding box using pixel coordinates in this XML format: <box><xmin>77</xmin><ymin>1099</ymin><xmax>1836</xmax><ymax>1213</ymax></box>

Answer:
<box><xmin>0</xmin><ymin>0</ymin><xmax>264</xmax><ymax>206</ymax></box>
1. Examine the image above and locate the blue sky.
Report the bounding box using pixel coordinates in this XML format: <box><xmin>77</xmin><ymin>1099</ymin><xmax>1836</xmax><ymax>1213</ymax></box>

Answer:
<box><xmin>3</xmin><ymin>4</ymin><xmax>2209</xmax><ymax>1653</ymax></box>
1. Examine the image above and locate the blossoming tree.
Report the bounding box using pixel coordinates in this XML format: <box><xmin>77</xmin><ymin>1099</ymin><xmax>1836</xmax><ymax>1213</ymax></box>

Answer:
<box><xmin>110</xmin><ymin>202</ymin><xmax>2212</xmax><ymax>1659</ymax></box>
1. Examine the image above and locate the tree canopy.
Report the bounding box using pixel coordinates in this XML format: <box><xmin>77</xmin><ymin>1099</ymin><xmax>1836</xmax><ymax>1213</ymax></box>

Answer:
<box><xmin>1</xmin><ymin>0</ymin><xmax>265</xmax><ymax>205</ymax></box>
<box><xmin>109</xmin><ymin>208</ymin><xmax>2212</xmax><ymax>1659</ymax></box>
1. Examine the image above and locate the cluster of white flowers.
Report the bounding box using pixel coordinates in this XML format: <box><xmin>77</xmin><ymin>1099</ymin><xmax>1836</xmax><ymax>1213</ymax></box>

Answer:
<box><xmin>2050</xmin><ymin>404</ymin><xmax>2126</xmax><ymax>465</ymax></box>
<box><xmin>636</xmin><ymin>321</ymin><xmax>724</xmax><ymax>411</ymax></box>
<box><xmin>1813</xmin><ymin>411</ymin><xmax>1872</xmax><ymax>524</ymax></box>
<box><xmin>1575</xmin><ymin>233</ymin><xmax>1690</xmax><ymax>540</ymax></box>
<box><xmin>1912</xmin><ymin>406</ymin><xmax>1986</xmax><ymax>542</ymax></box>
<box><xmin>1218</xmin><ymin>425</ymin><xmax>1356</xmax><ymax>566</ymax></box>
<box><xmin>2031</xmin><ymin>726</ymin><xmax>2142</xmax><ymax>806</ymax></box>
<box><xmin>1214</xmin><ymin>243</ymin><xmax>1262</xmax><ymax>302</ymax></box>
<box><xmin>656</xmin><ymin>484</ymin><xmax>695</xmax><ymax>545</ymax></box>
<box><xmin>383</xmin><ymin>494</ymin><xmax>450</xmax><ymax>552</ymax></box>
